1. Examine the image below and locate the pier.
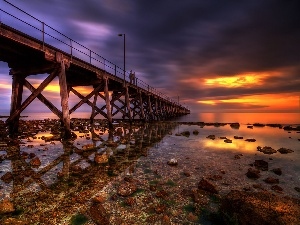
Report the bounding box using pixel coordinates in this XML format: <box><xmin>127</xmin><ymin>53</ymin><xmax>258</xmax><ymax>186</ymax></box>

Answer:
<box><xmin>0</xmin><ymin>3</ymin><xmax>189</xmax><ymax>138</ymax></box>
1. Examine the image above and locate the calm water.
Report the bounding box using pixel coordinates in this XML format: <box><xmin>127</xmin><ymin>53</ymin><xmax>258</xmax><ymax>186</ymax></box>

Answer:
<box><xmin>3</xmin><ymin>112</ymin><xmax>298</xmax><ymax>125</ymax></box>
<box><xmin>0</xmin><ymin>113</ymin><xmax>299</xmax><ymax>224</ymax></box>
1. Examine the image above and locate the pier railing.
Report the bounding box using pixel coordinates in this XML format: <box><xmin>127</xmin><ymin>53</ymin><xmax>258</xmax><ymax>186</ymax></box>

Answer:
<box><xmin>0</xmin><ymin>0</ymin><xmax>180</xmax><ymax>106</ymax></box>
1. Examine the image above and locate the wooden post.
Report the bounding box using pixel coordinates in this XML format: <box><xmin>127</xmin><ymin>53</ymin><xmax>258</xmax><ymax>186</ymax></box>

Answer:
<box><xmin>9</xmin><ymin>75</ymin><xmax>24</xmax><ymax>137</ymax></box>
<box><xmin>104</xmin><ymin>77</ymin><xmax>113</xmax><ymax>129</ymax></box>
<box><xmin>124</xmin><ymin>85</ymin><xmax>132</xmax><ymax>122</ymax></box>
<box><xmin>148</xmin><ymin>95</ymin><xmax>152</xmax><ymax>120</ymax></box>
<box><xmin>57</xmin><ymin>55</ymin><xmax>71</xmax><ymax>139</ymax></box>
<box><xmin>138</xmin><ymin>91</ymin><xmax>145</xmax><ymax>120</ymax></box>
<box><xmin>90</xmin><ymin>86</ymin><xmax>98</xmax><ymax>132</ymax></box>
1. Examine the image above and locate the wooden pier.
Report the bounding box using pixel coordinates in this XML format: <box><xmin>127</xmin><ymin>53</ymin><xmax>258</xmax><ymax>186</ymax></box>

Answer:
<box><xmin>0</xmin><ymin>6</ymin><xmax>189</xmax><ymax>138</ymax></box>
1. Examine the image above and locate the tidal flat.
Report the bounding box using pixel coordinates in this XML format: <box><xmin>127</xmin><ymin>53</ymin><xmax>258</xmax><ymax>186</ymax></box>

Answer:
<box><xmin>0</xmin><ymin>119</ymin><xmax>299</xmax><ymax>224</ymax></box>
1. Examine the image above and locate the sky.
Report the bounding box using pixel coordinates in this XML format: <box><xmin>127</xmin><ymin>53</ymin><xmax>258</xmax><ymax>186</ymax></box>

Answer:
<box><xmin>0</xmin><ymin>0</ymin><xmax>300</xmax><ymax>114</ymax></box>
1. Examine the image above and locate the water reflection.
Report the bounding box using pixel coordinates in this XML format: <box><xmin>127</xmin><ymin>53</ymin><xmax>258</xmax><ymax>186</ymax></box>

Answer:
<box><xmin>0</xmin><ymin>120</ymin><xmax>176</xmax><ymax>224</ymax></box>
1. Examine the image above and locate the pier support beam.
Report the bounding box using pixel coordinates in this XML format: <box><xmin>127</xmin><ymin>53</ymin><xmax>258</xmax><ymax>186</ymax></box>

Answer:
<box><xmin>57</xmin><ymin>55</ymin><xmax>71</xmax><ymax>139</ymax></box>
<box><xmin>124</xmin><ymin>85</ymin><xmax>132</xmax><ymax>122</ymax></box>
<box><xmin>9</xmin><ymin>75</ymin><xmax>24</xmax><ymax>137</ymax></box>
<box><xmin>138</xmin><ymin>91</ymin><xmax>145</xmax><ymax>120</ymax></box>
<box><xmin>104</xmin><ymin>77</ymin><xmax>113</xmax><ymax>129</ymax></box>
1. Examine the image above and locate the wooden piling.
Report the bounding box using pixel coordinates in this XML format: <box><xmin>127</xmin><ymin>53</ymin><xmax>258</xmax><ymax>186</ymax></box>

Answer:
<box><xmin>104</xmin><ymin>77</ymin><xmax>113</xmax><ymax>129</ymax></box>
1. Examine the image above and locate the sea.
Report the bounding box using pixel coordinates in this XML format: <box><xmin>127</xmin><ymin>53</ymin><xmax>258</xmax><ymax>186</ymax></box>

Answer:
<box><xmin>3</xmin><ymin>112</ymin><xmax>300</xmax><ymax>125</ymax></box>
<box><xmin>0</xmin><ymin>112</ymin><xmax>299</xmax><ymax>224</ymax></box>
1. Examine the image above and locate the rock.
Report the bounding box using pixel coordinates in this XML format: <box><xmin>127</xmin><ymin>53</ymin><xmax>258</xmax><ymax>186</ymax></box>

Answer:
<box><xmin>125</xmin><ymin>197</ymin><xmax>136</xmax><ymax>206</ymax></box>
<box><xmin>155</xmin><ymin>190</ymin><xmax>169</xmax><ymax>199</ymax></box>
<box><xmin>257</xmin><ymin>146</ymin><xmax>276</xmax><ymax>154</ymax></box>
<box><xmin>219</xmin><ymin>136</ymin><xmax>227</xmax><ymax>139</ymax></box>
<box><xmin>230</xmin><ymin>123</ymin><xmax>240</xmax><ymax>129</ymax></box>
<box><xmin>30</xmin><ymin>157</ymin><xmax>41</xmax><ymax>167</ymax></box>
<box><xmin>28</xmin><ymin>152</ymin><xmax>36</xmax><ymax>159</ymax></box>
<box><xmin>254</xmin><ymin>160</ymin><xmax>268</xmax><ymax>171</ymax></box>
<box><xmin>161</xmin><ymin>214</ymin><xmax>171</xmax><ymax>225</ymax></box>
<box><xmin>295</xmin><ymin>187</ymin><xmax>300</xmax><ymax>192</ymax></box>
<box><xmin>92</xmin><ymin>195</ymin><xmax>106</xmax><ymax>204</ymax></box>
<box><xmin>206</xmin><ymin>134</ymin><xmax>215</xmax><ymax>140</ymax></box>
<box><xmin>183</xmin><ymin>170</ymin><xmax>191</xmax><ymax>177</ymax></box>
<box><xmin>89</xmin><ymin>202</ymin><xmax>110</xmax><ymax>225</ymax></box>
<box><xmin>192</xmin><ymin>130</ymin><xmax>199</xmax><ymax>135</ymax></box>
<box><xmin>271</xmin><ymin>168</ymin><xmax>282</xmax><ymax>175</ymax></box>
<box><xmin>117</xmin><ymin>182</ymin><xmax>137</xmax><ymax>197</ymax></box>
<box><xmin>154</xmin><ymin>204</ymin><xmax>166</xmax><ymax>214</ymax></box>
<box><xmin>94</xmin><ymin>154</ymin><xmax>108</xmax><ymax>164</ymax></box>
<box><xmin>82</xmin><ymin>143</ymin><xmax>95</xmax><ymax>151</ymax></box>
<box><xmin>253</xmin><ymin>123</ymin><xmax>265</xmax><ymax>127</ymax></box>
<box><xmin>1</xmin><ymin>172</ymin><xmax>13</xmax><ymax>183</ymax></box>
<box><xmin>234</xmin><ymin>136</ymin><xmax>243</xmax><ymax>139</ymax></box>
<box><xmin>180</xmin><ymin>131</ymin><xmax>190</xmax><ymax>137</ymax></box>
<box><xmin>187</xmin><ymin>212</ymin><xmax>198</xmax><ymax>222</ymax></box>
<box><xmin>167</xmin><ymin>158</ymin><xmax>178</xmax><ymax>166</ymax></box>
<box><xmin>245</xmin><ymin>138</ymin><xmax>256</xmax><ymax>142</ymax></box>
<box><xmin>246</xmin><ymin>168</ymin><xmax>261</xmax><ymax>179</ymax></box>
<box><xmin>198</xmin><ymin>178</ymin><xmax>218</xmax><ymax>194</ymax></box>
<box><xmin>264</xmin><ymin>177</ymin><xmax>279</xmax><ymax>184</ymax></box>
<box><xmin>224</xmin><ymin>139</ymin><xmax>232</xmax><ymax>143</ymax></box>
<box><xmin>0</xmin><ymin>198</ymin><xmax>14</xmax><ymax>214</ymax></box>
<box><xmin>220</xmin><ymin>190</ymin><xmax>300</xmax><ymax>225</ymax></box>
<box><xmin>277</xmin><ymin>147</ymin><xmax>294</xmax><ymax>154</ymax></box>
<box><xmin>271</xmin><ymin>185</ymin><xmax>283</xmax><ymax>192</ymax></box>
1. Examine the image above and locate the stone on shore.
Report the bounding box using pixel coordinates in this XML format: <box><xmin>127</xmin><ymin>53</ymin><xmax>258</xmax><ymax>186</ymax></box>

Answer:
<box><xmin>264</xmin><ymin>177</ymin><xmax>279</xmax><ymax>184</ymax></box>
<box><xmin>117</xmin><ymin>182</ymin><xmax>137</xmax><ymax>197</ymax></box>
<box><xmin>254</xmin><ymin>159</ymin><xmax>268</xmax><ymax>171</ymax></box>
<box><xmin>271</xmin><ymin>168</ymin><xmax>282</xmax><ymax>175</ymax></box>
<box><xmin>257</xmin><ymin>146</ymin><xmax>276</xmax><ymax>154</ymax></box>
<box><xmin>89</xmin><ymin>202</ymin><xmax>110</xmax><ymax>225</ymax></box>
<box><xmin>246</xmin><ymin>168</ymin><xmax>261</xmax><ymax>179</ymax></box>
<box><xmin>220</xmin><ymin>190</ymin><xmax>300</xmax><ymax>225</ymax></box>
<box><xmin>0</xmin><ymin>198</ymin><xmax>14</xmax><ymax>214</ymax></box>
<box><xmin>198</xmin><ymin>178</ymin><xmax>218</xmax><ymax>194</ymax></box>
<box><xmin>277</xmin><ymin>147</ymin><xmax>294</xmax><ymax>154</ymax></box>
<box><xmin>167</xmin><ymin>158</ymin><xmax>178</xmax><ymax>166</ymax></box>
<box><xmin>30</xmin><ymin>157</ymin><xmax>41</xmax><ymax>167</ymax></box>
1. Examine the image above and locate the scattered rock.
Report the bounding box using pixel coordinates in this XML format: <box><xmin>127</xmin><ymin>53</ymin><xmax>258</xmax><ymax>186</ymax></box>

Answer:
<box><xmin>89</xmin><ymin>202</ymin><xmax>110</xmax><ymax>225</ymax></box>
<box><xmin>187</xmin><ymin>212</ymin><xmax>198</xmax><ymax>222</ymax></box>
<box><xmin>230</xmin><ymin>123</ymin><xmax>240</xmax><ymax>129</ymax></box>
<box><xmin>271</xmin><ymin>185</ymin><xmax>283</xmax><ymax>193</ymax></box>
<box><xmin>234</xmin><ymin>136</ymin><xmax>243</xmax><ymax>139</ymax></box>
<box><xmin>257</xmin><ymin>146</ymin><xmax>276</xmax><ymax>154</ymax></box>
<box><xmin>0</xmin><ymin>198</ymin><xmax>14</xmax><ymax>214</ymax></box>
<box><xmin>30</xmin><ymin>157</ymin><xmax>41</xmax><ymax>167</ymax></box>
<box><xmin>254</xmin><ymin>159</ymin><xmax>268</xmax><ymax>171</ymax></box>
<box><xmin>125</xmin><ymin>197</ymin><xmax>136</xmax><ymax>206</ymax></box>
<box><xmin>295</xmin><ymin>187</ymin><xmax>300</xmax><ymax>192</ymax></box>
<box><xmin>2</xmin><ymin>218</ymin><xmax>28</xmax><ymax>225</ymax></box>
<box><xmin>1</xmin><ymin>172</ymin><xmax>13</xmax><ymax>183</ymax></box>
<box><xmin>180</xmin><ymin>131</ymin><xmax>190</xmax><ymax>137</ymax></box>
<box><xmin>82</xmin><ymin>143</ymin><xmax>95</xmax><ymax>151</ymax></box>
<box><xmin>155</xmin><ymin>190</ymin><xmax>169</xmax><ymax>199</ymax></box>
<box><xmin>92</xmin><ymin>195</ymin><xmax>106</xmax><ymax>204</ymax></box>
<box><xmin>245</xmin><ymin>138</ymin><xmax>256</xmax><ymax>142</ymax></box>
<box><xmin>220</xmin><ymin>190</ymin><xmax>300</xmax><ymax>225</ymax></box>
<box><xmin>192</xmin><ymin>130</ymin><xmax>199</xmax><ymax>135</ymax></box>
<box><xmin>183</xmin><ymin>171</ymin><xmax>191</xmax><ymax>177</ymax></box>
<box><xmin>224</xmin><ymin>139</ymin><xmax>232</xmax><ymax>143</ymax></box>
<box><xmin>161</xmin><ymin>214</ymin><xmax>171</xmax><ymax>225</ymax></box>
<box><xmin>94</xmin><ymin>153</ymin><xmax>108</xmax><ymax>164</ymax></box>
<box><xmin>206</xmin><ymin>134</ymin><xmax>215</xmax><ymax>140</ymax></box>
<box><xmin>277</xmin><ymin>147</ymin><xmax>294</xmax><ymax>154</ymax></box>
<box><xmin>246</xmin><ymin>168</ymin><xmax>261</xmax><ymax>179</ymax></box>
<box><xmin>198</xmin><ymin>178</ymin><xmax>218</xmax><ymax>194</ymax></box>
<box><xmin>155</xmin><ymin>204</ymin><xmax>166</xmax><ymax>214</ymax></box>
<box><xmin>271</xmin><ymin>168</ymin><xmax>282</xmax><ymax>175</ymax></box>
<box><xmin>219</xmin><ymin>136</ymin><xmax>227</xmax><ymax>139</ymax></box>
<box><xmin>263</xmin><ymin>177</ymin><xmax>279</xmax><ymax>184</ymax></box>
<box><xmin>167</xmin><ymin>158</ymin><xmax>178</xmax><ymax>166</ymax></box>
<box><xmin>117</xmin><ymin>182</ymin><xmax>137</xmax><ymax>197</ymax></box>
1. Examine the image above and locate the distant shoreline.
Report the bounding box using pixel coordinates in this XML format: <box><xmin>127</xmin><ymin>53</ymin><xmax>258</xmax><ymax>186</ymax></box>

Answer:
<box><xmin>0</xmin><ymin>115</ymin><xmax>28</xmax><ymax>118</ymax></box>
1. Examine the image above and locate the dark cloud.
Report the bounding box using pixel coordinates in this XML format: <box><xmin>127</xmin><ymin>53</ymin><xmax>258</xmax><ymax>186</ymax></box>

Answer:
<box><xmin>0</xmin><ymin>0</ymin><xmax>299</xmax><ymax>113</ymax></box>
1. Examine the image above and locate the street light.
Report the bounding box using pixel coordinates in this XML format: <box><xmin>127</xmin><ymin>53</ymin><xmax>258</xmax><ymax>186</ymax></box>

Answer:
<box><xmin>118</xmin><ymin>33</ymin><xmax>125</xmax><ymax>83</ymax></box>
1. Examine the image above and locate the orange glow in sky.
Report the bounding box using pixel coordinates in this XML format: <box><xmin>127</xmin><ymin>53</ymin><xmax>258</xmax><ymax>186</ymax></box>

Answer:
<box><xmin>204</xmin><ymin>73</ymin><xmax>269</xmax><ymax>87</ymax></box>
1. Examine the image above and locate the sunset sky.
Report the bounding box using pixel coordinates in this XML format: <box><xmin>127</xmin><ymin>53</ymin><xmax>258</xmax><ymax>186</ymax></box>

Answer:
<box><xmin>0</xmin><ymin>0</ymin><xmax>299</xmax><ymax>114</ymax></box>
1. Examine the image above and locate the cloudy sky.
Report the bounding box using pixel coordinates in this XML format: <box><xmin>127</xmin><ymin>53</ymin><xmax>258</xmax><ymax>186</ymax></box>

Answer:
<box><xmin>0</xmin><ymin>0</ymin><xmax>300</xmax><ymax>114</ymax></box>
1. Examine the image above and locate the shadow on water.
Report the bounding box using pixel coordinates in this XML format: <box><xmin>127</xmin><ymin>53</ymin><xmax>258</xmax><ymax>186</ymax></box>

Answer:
<box><xmin>0</xmin><ymin>119</ymin><xmax>177</xmax><ymax>224</ymax></box>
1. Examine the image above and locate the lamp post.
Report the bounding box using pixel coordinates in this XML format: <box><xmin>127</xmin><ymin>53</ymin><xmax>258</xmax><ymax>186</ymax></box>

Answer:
<box><xmin>118</xmin><ymin>33</ymin><xmax>125</xmax><ymax>83</ymax></box>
